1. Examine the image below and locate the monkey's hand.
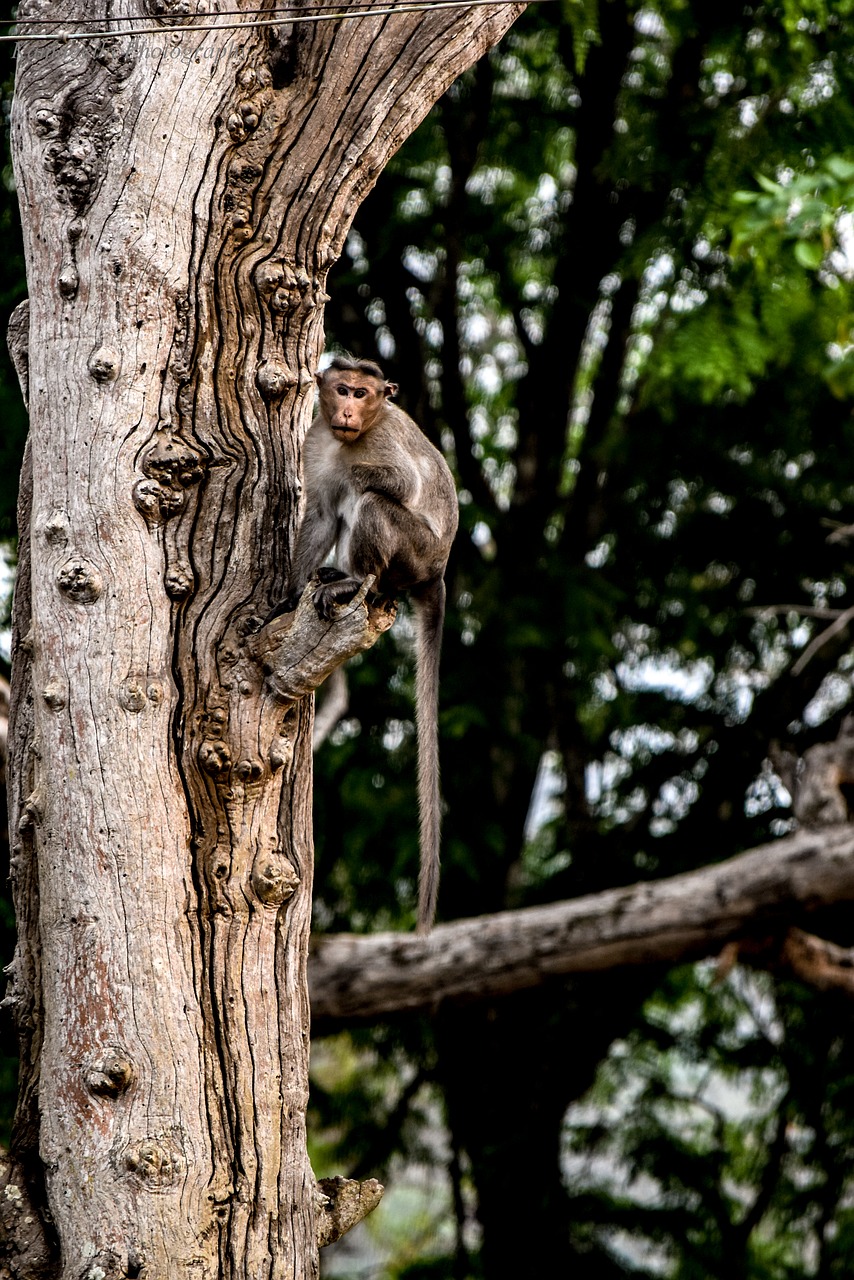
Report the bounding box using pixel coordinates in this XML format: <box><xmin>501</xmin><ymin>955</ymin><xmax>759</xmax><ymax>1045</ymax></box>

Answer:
<box><xmin>265</xmin><ymin>569</ymin><xmax>348</xmax><ymax>622</ymax></box>
<box><xmin>264</xmin><ymin>592</ymin><xmax>301</xmax><ymax>622</ymax></box>
<box><xmin>312</xmin><ymin>576</ymin><xmax>365</xmax><ymax>620</ymax></box>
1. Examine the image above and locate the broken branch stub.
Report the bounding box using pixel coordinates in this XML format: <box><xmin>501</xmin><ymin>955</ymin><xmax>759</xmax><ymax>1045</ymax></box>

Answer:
<box><xmin>252</xmin><ymin>575</ymin><xmax>397</xmax><ymax>703</ymax></box>
<box><xmin>315</xmin><ymin>1177</ymin><xmax>385</xmax><ymax>1248</ymax></box>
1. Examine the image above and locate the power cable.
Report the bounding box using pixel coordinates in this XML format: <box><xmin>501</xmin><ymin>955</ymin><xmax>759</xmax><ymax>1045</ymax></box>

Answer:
<box><xmin>1</xmin><ymin>0</ymin><xmax>545</xmax><ymax>45</ymax></box>
<box><xmin>11</xmin><ymin>0</ymin><xmax>528</xmax><ymax>23</ymax></box>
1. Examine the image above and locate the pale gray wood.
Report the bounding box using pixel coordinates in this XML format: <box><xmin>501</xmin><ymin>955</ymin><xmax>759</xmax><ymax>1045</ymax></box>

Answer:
<box><xmin>6</xmin><ymin>299</ymin><xmax>28</xmax><ymax>408</ymax></box>
<box><xmin>312</xmin><ymin>667</ymin><xmax>349</xmax><ymax>750</ymax></box>
<box><xmin>315</xmin><ymin>1177</ymin><xmax>384</xmax><ymax>1248</ymax></box>
<box><xmin>309</xmin><ymin>825</ymin><xmax>854</xmax><ymax>1026</ymax></box>
<box><xmin>5</xmin><ymin>3</ymin><xmax>525</xmax><ymax>1277</ymax></box>
<box><xmin>252</xmin><ymin>576</ymin><xmax>396</xmax><ymax>705</ymax></box>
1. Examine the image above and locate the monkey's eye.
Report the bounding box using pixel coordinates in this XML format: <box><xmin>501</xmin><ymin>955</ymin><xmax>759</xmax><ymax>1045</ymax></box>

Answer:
<box><xmin>336</xmin><ymin>385</ymin><xmax>349</xmax><ymax>397</ymax></box>
<box><xmin>353</xmin><ymin>387</ymin><xmax>368</xmax><ymax>399</ymax></box>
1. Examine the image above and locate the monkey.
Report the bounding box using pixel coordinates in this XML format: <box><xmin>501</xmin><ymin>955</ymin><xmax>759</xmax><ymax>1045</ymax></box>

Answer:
<box><xmin>275</xmin><ymin>355</ymin><xmax>459</xmax><ymax>933</ymax></box>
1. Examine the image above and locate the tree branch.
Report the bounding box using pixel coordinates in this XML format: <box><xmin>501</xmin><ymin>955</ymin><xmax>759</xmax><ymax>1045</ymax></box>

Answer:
<box><xmin>791</xmin><ymin>603</ymin><xmax>854</xmax><ymax>676</ymax></box>
<box><xmin>309</xmin><ymin>824</ymin><xmax>854</xmax><ymax>1029</ymax></box>
<box><xmin>315</xmin><ymin>1178</ymin><xmax>384</xmax><ymax>1249</ymax></box>
<box><xmin>251</xmin><ymin>577</ymin><xmax>396</xmax><ymax>704</ymax></box>
<box><xmin>313</xmin><ymin>667</ymin><xmax>350</xmax><ymax>750</ymax></box>
<box><xmin>779</xmin><ymin>928</ymin><xmax>854</xmax><ymax>996</ymax></box>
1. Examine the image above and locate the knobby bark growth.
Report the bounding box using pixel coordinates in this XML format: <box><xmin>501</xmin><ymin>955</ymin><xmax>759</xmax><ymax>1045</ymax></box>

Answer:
<box><xmin>1</xmin><ymin>3</ymin><xmax>524</xmax><ymax>1278</ymax></box>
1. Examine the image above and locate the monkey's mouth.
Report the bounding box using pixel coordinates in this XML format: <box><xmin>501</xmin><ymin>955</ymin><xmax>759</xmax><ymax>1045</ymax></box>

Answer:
<box><xmin>332</xmin><ymin>425</ymin><xmax>359</xmax><ymax>436</ymax></box>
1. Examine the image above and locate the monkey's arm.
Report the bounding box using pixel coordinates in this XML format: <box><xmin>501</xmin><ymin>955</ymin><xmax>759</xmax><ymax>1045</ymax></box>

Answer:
<box><xmin>349</xmin><ymin>463</ymin><xmax>415</xmax><ymax>506</ymax></box>
<box><xmin>288</xmin><ymin>504</ymin><xmax>339</xmax><ymax>597</ymax></box>
<box><xmin>265</xmin><ymin>505</ymin><xmax>339</xmax><ymax>622</ymax></box>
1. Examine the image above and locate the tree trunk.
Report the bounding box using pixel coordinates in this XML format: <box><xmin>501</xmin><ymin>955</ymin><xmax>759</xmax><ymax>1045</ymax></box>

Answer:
<box><xmin>1</xmin><ymin>4</ymin><xmax>524</xmax><ymax>1277</ymax></box>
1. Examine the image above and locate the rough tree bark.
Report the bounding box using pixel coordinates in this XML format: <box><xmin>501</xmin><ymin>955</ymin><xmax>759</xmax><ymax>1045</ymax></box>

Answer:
<box><xmin>0</xmin><ymin>3</ymin><xmax>524</xmax><ymax>1278</ymax></box>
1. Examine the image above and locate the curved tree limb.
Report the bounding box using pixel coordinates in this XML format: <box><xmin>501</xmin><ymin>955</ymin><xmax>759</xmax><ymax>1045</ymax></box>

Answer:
<box><xmin>309</xmin><ymin>824</ymin><xmax>854</xmax><ymax>1029</ymax></box>
<box><xmin>779</xmin><ymin>928</ymin><xmax>854</xmax><ymax>996</ymax></box>
<box><xmin>313</xmin><ymin>667</ymin><xmax>350</xmax><ymax>750</ymax></box>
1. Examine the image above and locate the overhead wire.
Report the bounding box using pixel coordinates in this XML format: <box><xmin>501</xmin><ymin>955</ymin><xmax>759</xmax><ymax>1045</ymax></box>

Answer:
<box><xmin>11</xmin><ymin>0</ymin><xmax>533</xmax><ymax>22</ymax></box>
<box><xmin>1</xmin><ymin>0</ymin><xmax>547</xmax><ymax>45</ymax></box>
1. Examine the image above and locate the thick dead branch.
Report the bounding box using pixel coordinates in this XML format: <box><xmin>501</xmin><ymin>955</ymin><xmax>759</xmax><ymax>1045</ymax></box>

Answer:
<box><xmin>7</xmin><ymin>0</ymin><xmax>525</xmax><ymax>1268</ymax></box>
<box><xmin>251</xmin><ymin>577</ymin><xmax>396</xmax><ymax>704</ymax></box>
<box><xmin>309</xmin><ymin>825</ymin><xmax>854</xmax><ymax>1027</ymax></box>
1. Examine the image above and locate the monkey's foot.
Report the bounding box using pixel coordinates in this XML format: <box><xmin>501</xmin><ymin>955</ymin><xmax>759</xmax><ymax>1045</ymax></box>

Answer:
<box><xmin>251</xmin><ymin>574</ymin><xmax>397</xmax><ymax>704</ymax></box>
<box><xmin>265</xmin><ymin>567</ymin><xmax>350</xmax><ymax>623</ymax></box>
<box><xmin>264</xmin><ymin>593</ymin><xmax>300</xmax><ymax>622</ymax></box>
<box><xmin>313</xmin><ymin>576</ymin><xmax>364</xmax><ymax>619</ymax></box>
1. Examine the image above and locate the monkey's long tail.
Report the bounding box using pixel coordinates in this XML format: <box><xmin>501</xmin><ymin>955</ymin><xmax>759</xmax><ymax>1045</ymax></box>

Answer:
<box><xmin>414</xmin><ymin>578</ymin><xmax>446</xmax><ymax>934</ymax></box>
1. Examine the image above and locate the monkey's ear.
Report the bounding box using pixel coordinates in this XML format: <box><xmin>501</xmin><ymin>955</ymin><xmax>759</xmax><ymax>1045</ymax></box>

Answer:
<box><xmin>384</xmin><ymin>381</ymin><xmax>399</xmax><ymax>400</ymax></box>
<box><xmin>315</xmin><ymin>371</ymin><xmax>325</xmax><ymax>389</ymax></box>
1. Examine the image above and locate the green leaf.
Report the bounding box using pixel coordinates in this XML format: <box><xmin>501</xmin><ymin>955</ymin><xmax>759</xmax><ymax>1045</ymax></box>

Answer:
<box><xmin>825</xmin><ymin>155</ymin><xmax>854</xmax><ymax>181</ymax></box>
<box><xmin>755</xmin><ymin>173</ymin><xmax>782</xmax><ymax>195</ymax></box>
<box><xmin>794</xmin><ymin>239</ymin><xmax>825</xmax><ymax>269</ymax></box>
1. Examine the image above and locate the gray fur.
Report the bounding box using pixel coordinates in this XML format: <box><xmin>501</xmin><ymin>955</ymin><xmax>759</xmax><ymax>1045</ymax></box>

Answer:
<box><xmin>288</xmin><ymin>364</ymin><xmax>458</xmax><ymax>932</ymax></box>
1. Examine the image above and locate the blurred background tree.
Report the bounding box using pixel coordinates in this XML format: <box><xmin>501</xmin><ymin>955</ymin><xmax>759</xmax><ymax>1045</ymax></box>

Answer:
<box><xmin>309</xmin><ymin>0</ymin><xmax>854</xmax><ymax>1275</ymax></box>
<box><xmin>4</xmin><ymin>0</ymin><xmax>854</xmax><ymax>1275</ymax></box>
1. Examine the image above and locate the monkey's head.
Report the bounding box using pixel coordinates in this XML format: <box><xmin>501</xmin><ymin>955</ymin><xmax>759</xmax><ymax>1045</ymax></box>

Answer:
<box><xmin>316</xmin><ymin>357</ymin><xmax>399</xmax><ymax>442</ymax></box>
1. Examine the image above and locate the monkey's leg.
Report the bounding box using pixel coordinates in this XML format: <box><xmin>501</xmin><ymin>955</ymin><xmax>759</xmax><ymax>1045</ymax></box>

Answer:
<box><xmin>311</xmin><ymin>495</ymin><xmax>397</xmax><ymax>618</ymax></box>
<box><xmin>268</xmin><ymin>506</ymin><xmax>339</xmax><ymax>617</ymax></box>
<box><xmin>312</xmin><ymin>496</ymin><xmax>435</xmax><ymax>618</ymax></box>
<box><xmin>292</xmin><ymin>506</ymin><xmax>339</xmax><ymax>590</ymax></box>
<box><xmin>265</xmin><ymin>568</ymin><xmax>354</xmax><ymax>624</ymax></box>
<box><xmin>316</xmin><ymin>567</ymin><xmax>351</xmax><ymax>584</ymax></box>
<box><xmin>348</xmin><ymin>496</ymin><xmax>438</xmax><ymax>592</ymax></box>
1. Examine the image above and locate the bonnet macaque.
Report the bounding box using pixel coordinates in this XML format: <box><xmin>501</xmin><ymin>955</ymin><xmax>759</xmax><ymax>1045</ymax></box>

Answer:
<box><xmin>278</xmin><ymin>356</ymin><xmax>459</xmax><ymax>932</ymax></box>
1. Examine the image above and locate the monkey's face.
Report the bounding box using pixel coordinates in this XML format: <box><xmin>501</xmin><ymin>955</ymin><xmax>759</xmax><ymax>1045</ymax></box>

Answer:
<box><xmin>317</xmin><ymin>370</ymin><xmax>392</xmax><ymax>442</ymax></box>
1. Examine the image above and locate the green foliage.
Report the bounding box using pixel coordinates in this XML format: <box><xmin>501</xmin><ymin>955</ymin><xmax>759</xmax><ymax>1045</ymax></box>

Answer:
<box><xmin>564</xmin><ymin>966</ymin><xmax>854</xmax><ymax>1278</ymax></box>
<box><xmin>732</xmin><ymin>158</ymin><xmax>854</xmax><ymax>264</ymax></box>
<box><xmin>312</xmin><ymin>0</ymin><xmax>854</xmax><ymax>1274</ymax></box>
<box><xmin>562</xmin><ymin>0</ymin><xmax>602</xmax><ymax>74</ymax></box>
